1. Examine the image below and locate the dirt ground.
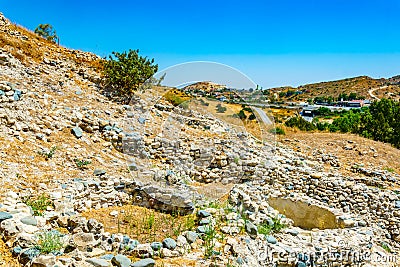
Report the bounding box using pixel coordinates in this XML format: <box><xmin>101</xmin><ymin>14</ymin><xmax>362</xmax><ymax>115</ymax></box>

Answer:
<box><xmin>280</xmin><ymin>129</ymin><xmax>400</xmax><ymax>176</ymax></box>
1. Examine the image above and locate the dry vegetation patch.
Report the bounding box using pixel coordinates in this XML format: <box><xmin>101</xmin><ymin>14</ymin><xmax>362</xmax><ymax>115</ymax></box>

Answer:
<box><xmin>281</xmin><ymin>131</ymin><xmax>400</xmax><ymax>176</ymax></box>
<box><xmin>81</xmin><ymin>205</ymin><xmax>196</xmax><ymax>243</ymax></box>
<box><xmin>0</xmin><ymin>238</ymin><xmax>20</xmax><ymax>267</ymax></box>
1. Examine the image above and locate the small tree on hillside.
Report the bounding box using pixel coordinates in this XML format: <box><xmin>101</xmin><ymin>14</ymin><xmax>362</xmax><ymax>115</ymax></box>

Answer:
<box><xmin>237</xmin><ymin>109</ymin><xmax>247</xmax><ymax>120</ymax></box>
<box><xmin>34</xmin><ymin>24</ymin><xmax>59</xmax><ymax>43</ymax></box>
<box><xmin>102</xmin><ymin>49</ymin><xmax>158</xmax><ymax>98</ymax></box>
<box><xmin>216</xmin><ymin>103</ymin><xmax>227</xmax><ymax>113</ymax></box>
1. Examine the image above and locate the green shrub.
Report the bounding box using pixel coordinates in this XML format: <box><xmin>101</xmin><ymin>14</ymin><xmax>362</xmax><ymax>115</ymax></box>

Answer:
<box><xmin>269</xmin><ymin>127</ymin><xmax>285</xmax><ymax>135</ymax></box>
<box><xmin>330</xmin><ymin>110</ymin><xmax>361</xmax><ymax>133</ymax></box>
<box><xmin>237</xmin><ymin>110</ymin><xmax>247</xmax><ymax>120</ymax></box>
<box><xmin>216</xmin><ymin>103</ymin><xmax>227</xmax><ymax>113</ymax></box>
<box><xmin>34</xmin><ymin>24</ymin><xmax>58</xmax><ymax>43</ymax></box>
<box><xmin>258</xmin><ymin>217</ymin><xmax>286</xmax><ymax>235</ymax></box>
<box><xmin>328</xmin><ymin>123</ymin><xmax>339</xmax><ymax>132</ymax></box>
<box><xmin>163</xmin><ymin>90</ymin><xmax>190</xmax><ymax>107</ymax></box>
<box><xmin>199</xmin><ymin>98</ymin><xmax>209</xmax><ymax>106</ymax></box>
<box><xmin>23</xmin><ymin>194</ymin><xmax>53</xmax><ymax>216</ymax></box>
<box><xmin>381</xmin><ymin>242</ymin><xmax>392</xmax><ymax>253</ymax></box>
<box><xmin>285</xmin><ymin>116</ymin><xmax>316</xmax><ymax>131</ymax></box>
<box><xmin>165</xmin><ymin>94</ymin><xmax>185</xmax><ymax>106</ymax></box>
<box><xmin>35</xmin><ymin>230</ymin><xmax>64</xmax><ymax>254</ymax></box>
<box><xmin>102</xmin><ymin>49</ymin><xmax>158</xmax><ymax>97</ymax></box>
<box><xmin>315</xmin><ymin>107</ymin><xmax>332</xmax><ymax>116</ymax></box>
<box><xmin>384</xmin><ymin>167</ymin><xmax>395</xmax><ymax>173</ymax></box>
<box><xmin>75</xmin><ymin>159</ymin><xmax>91</xmax><ymax>169</ymax></box>
<box><xmin>202</xmin><ymin>225</ymin><xmax>217</xmax><ymax>258</ymax></box>
<box><xmin>248</xmin><ymin>113</ymin><xmax>256</xmax><ymax>120</ymax></box>
<box><xmin>37</xmin><ymin>146</ymin><xmax>57</xmax><ymax>160</ymax></box>
<box><xmin>316</xmin><ymin>122</ymin><xmax>329</xmax><ymax>131</ymax></box>
<box><xmin>241</xmin><ymin>105</ymin><xmax>253</xmax><ymax>112</ymax></box>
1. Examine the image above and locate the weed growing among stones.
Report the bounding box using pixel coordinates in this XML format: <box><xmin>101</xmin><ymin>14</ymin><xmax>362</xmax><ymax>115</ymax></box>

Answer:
<box><xmin>381</xmin><ymin>242</ymin><xmax>392</xmax><ymax>253</ymax></box>
<box><xmin>203</xmin><ymin>225</ymin><xmax>217</xmax><ymax>259</ymax></box>
<box><xmin>37</xmin><ymin>146</ymin><xmax>57</xmax><ymax>160</ymax></box>
<box><xmin>108</xmin><ymin>206</ymin><xmax>196</xmax><ymax>243</ymax></box>
<box><xmin>23</xmin><ymin>193</ymin><xmax>53</xmax><ymax>216</ymax></box>
<box><xmin>384</xmin><ymin>167</ymin><xmax>395</xmax><ymax>173</ymax></box>
<box><xmin>258</xmin><ymin>216</ymin><xmax>287</xmax><ymax>235</ymax></box>
<box><xmin>35</xmin><ymin>230</ymin><xmax>64</xmax><ymax>254</ymax></box>
<box><xmin>74</xmin><ymin>158</ymin><xmax>91</xmax><ymax>169</ymax></box>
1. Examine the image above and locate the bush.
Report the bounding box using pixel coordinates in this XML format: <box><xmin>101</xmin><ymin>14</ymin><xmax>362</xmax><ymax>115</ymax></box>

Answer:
<box><xmin>314</xmin><ymin>107</ymin><xmax>332</xmax><ymax>116</ymax></box>
<box><xmin>23</xmin><ymin>194</ymin><xmax>53</xmax><ymax>216</ymax></box>
<box><xmin>358</xmin><ymin>99</ymin><xmax>400</xmax><ymax>148</ymax></box>
<box><xmin>237</xmin><ymin>110</ymin><xmax>247</xmax><ymax>120</ymax></box>
<box><xmin>316</xmin><ymin>122</ymin><xmax>329</xmax><ymax>131</ymax></box>
<box><xmin>75</xmin><ymin>159</ymin><xmax>91</xmax><ymax>169</ymax></box>
<box><xmin>241</xmin><ymin>105</ymin><xmax>252</xmax><ymax>112</ymax></box>
<box><xmin>35</xmin><ymin>230</ymin><xmax>64</xmax><ymax>254</ymax></box>
<box><xmin>216</xmin><ymin>103</ymin><xmax>227</xmax><ymax>113</ymax></box>
<box><xmin>102</xmin><ymin>49</ymin><xmax>158</xmax><ymax>97</ymax></box>
<box><xmin>328</xmin><ymin>123</ymin><xmax>339</xmax><ymax>132</ymax></box>
<box><xmin>258</xmin><ymin>217</ymin><xmax>286</xmax><ymax>235</ymax></box>
<box><xmin>163</xmin><ymin>91</ymin><xmax>190</xmax><ymax>106</ymax></box>
<box><xmin>330</xmin><ymin>110</ymin><xmax>360</xmax><ymax>133</ymax></box>
<box><xmin>248</xmin><ymin>113</ymin><xmax>256</xmax><ymax>120</ymax></box>
<box><xmin>285</xmin><ymin>116</ymin><xmax>316</xmax><ymax>131</ymax></box>
<box><xmin>37</xmin><ymin>146</ymin><xmax>57</xmax><ymax>160</ymax></box>
<box><xmin>269</xmin><ymin>127</ymin><xmax>285</xmax><ymax>135</ymax></box>
<box><xmin>199</xmin><ymin>98</ymin><xmax>209</xmax><ymax>106</ymax></box>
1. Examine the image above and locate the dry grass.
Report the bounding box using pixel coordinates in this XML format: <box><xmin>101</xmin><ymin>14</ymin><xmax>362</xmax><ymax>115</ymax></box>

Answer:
<box><xmin>187</xmin><ymin>99</ymin><xmax>265</xmax><ymax>139</ymax></box>
<box><xmin>0</xmin><ymin>31</ymin><xmax>43</xmax><ymax>64</ymax></box>
<box><xmin>155</xmin><ymin>258</ymin><xmax>197</xmax><ymax>266</ymax></box>
<box><xmin>270</xmin><ymin>107</ymin><xmax>297</xmax><ymax>122</ymax></box>
<box><xmin>81</xmin><ymin>205</ymin><xmax>196</xmax><ymax>243</ymax></box>
<box><xmin>0</xmin><ymin>125</ymin><xmax>128</xmax><ymax>198</ymax></box>
<box><xmin>281</xmin><ymin>131</ymin><xmax>400</xmax><ymax>176</ymax></box>
<box><xmin>0</xmin><ymin>238</ymin><xmax>20</xmax><ymax>267</ymax></box>
<box><xmin>1</xmin><ymin>20</ymin><xmax>102</xmax><ymax>71</ymax></box>
<box><xmin>193</xmin><ymin>182</ymin><xmax>234</xmax><ymax>200</ymax></box>
<box><xmin>374</xmin><ymin>85</ymin><xmax>400</xmax><ymax>101</ymax></box>
<box><xmin>162</xmin><ymin>89</ymin><xmax>191</xmax><ymax>106</ymax></box>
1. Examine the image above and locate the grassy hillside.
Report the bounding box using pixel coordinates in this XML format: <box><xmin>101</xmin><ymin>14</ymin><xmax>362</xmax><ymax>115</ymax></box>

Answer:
<box><xmin>0</xmin><ymin>17</ymin><xmax>102</xmax><ymax>70</ymax></box>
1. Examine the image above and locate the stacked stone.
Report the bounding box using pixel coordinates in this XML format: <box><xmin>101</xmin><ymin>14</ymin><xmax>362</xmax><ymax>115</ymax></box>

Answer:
<box><xmin>0</xmin><ymin>81</ymin><xmax>24</xmax><ymax>102</ymax></box>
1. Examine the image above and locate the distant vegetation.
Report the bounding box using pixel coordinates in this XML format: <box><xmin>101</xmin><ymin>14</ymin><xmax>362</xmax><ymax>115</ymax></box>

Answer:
<box><xmin>34</xmin><ymin>24</ymin><xmax>59</xmax><ymax>43</ymax></box>
<box><xmin>311</xmin><ymin>92</ymin><xmax>365</xmax><ymax>104</ymax></box>
<box><xmin>285</xmin><ymin>116</ymin><xmax>316</xmax><ymax>131</ymax></box>
<box><xmin>216</xmin><ymin>103</ymin><xmax>227</xmax><ymax>113</ymax></box>
<box><xmin>269</xmin><ymin>127</ymin><xmax>285</xmax><ymax>135</ymax></box>
<box><xmin>163</xmin><ymin>90</ymin><xmax>191</xmax><ymax>107</ymax></box>
<box><xmin>285</xmin><ymin>99</ymin><xmax>400</xmax><ymax>148</ymax></box>
<box><xmin>102</xmin><ymin>49</ymin><xmax>158</xmax><ymax>98</ymax></box>
<box><xmin>235</xmin><ymin>105</ymin><xmax>257</xmax><ymax>120</ymax></box>
<box><xmin>267</xmin><ymin>76</ymin><xmax>387</xmax><ymax>102</ymax></box>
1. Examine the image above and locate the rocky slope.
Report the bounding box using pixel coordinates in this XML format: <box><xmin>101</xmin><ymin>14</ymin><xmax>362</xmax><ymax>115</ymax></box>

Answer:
<box><xmin>1</xmin><ymin>12</ymin><xmax>400</xmax><ymax>267</ymax></box>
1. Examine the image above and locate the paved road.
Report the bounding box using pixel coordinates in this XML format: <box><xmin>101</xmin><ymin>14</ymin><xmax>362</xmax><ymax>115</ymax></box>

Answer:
<box><xmin>253</xmin><ymin>107</ymin><xmax>273</xmax><ymax>125</ymax></box>
<box><xmin>368</xmin><ymin>86</ymin><xmax>387</xmax><ymax>100</ymax></box>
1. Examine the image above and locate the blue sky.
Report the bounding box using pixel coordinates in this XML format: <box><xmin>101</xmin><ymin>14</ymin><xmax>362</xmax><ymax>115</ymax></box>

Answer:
<box><xmin>1</xmin><ymin>0</ymin><xmax>400</xmax><ymax>88</ymax></box>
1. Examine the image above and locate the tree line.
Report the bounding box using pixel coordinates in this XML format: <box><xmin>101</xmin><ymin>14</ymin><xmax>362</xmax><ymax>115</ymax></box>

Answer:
<box><xmin>285</xmin><ymin>99</ymin><xmax>400</xmax><ymax>148</ymax></box>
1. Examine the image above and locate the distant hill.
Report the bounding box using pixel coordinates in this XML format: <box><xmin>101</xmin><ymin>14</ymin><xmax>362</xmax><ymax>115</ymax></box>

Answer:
<box><xmin>268</xmin><ymin>75</ymin><xmax>400</xmax><ymax>102</ymax></box>
<box><xmin>183</xmin><ymin>81</ymin><xmax>226</xmax><ymax>92</ymax></box>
